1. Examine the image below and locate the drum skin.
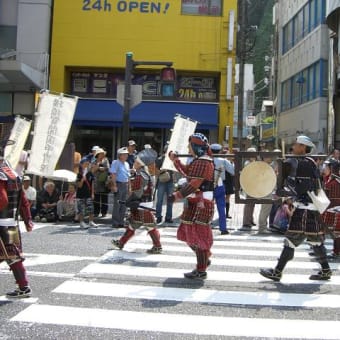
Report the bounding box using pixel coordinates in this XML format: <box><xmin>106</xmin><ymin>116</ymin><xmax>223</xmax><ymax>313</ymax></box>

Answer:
<box><xmin>240</xmin><ymin>161</ymin><xmax>276</xmax><ymax>198</ymax></box>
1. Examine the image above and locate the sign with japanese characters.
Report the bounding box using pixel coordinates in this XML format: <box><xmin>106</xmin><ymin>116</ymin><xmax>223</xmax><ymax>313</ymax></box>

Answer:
<box><xmin>4</xmin><ymin>116</ymin><xmax>32</xmax><ymax>169</ymax></box>
<box><xmin>27</xmin><ymin>92</ymin><xmax>78</xmax><ymax>177</ymax></box>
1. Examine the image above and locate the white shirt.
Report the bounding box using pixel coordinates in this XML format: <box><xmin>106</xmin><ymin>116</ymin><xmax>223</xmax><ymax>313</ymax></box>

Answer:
<box><xmin>23</xmin><ymin>186</ymin><xmax>37</xmax><ymax>202</ymax></box>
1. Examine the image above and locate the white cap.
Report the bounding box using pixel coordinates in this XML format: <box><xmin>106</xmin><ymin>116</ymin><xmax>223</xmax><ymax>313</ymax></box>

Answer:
<box><xmin>295</xmin><ymin>135</ymin><xmax>315</xmax><ymax>148</ymax></box>
<box><xmin>92</xmin><ymin>145</ymin><xmax>100</xmax><ymax>151</ymax></box>
<box><xmin>117</xmin><ymin>147</ymin><xmax>129</xmax><ymax>155</ymax></box>
<box><xmin>210</xmin><ymin>143</ymin><xmax>222</xmax><ymax>151</ymax></box>
<box><xmin>128</xmin><ymin>140</ymin><xmax>137</xmax><ymax>146</ymax></box>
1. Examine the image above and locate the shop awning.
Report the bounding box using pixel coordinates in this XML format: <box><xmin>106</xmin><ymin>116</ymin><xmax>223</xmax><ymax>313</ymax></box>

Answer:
<box><xmin>73</xmin><ymin>98</ymin><xmax>218</xmax><ymax>129</ymax></box>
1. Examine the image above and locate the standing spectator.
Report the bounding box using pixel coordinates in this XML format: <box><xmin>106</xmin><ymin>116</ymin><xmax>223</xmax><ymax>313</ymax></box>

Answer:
<box><xmin>169</xmin><ymin>133</ymin><xmax>215</xmax><ymax>280</ymax></box>
<box><xmin>86</xmin><ymin>146</ymin><xmax>100</xmax><ymax>164</ymax></box>
<box><xmin>127</xmin><ymin>140</ymin><xmax>137</xmax><ymax>169</ymax></box>
<box><xmin>110</xmin><ymin>147</ymin><xmax>130</xmax><ymax>228</ymax></box>
<box><xmin>260</xmin><ymin>135</ymin><xmax>332</xmax><ymax>281</ymax></box>
<box><xmin>22</xmin><ymin>175</ymin><xmax>37</xmax><ymax>219</ymax></box>
<box><xmin>155</xmin><ymin>144</ymin><xmax>174</xmax><ymax>225</ymax></box>
<box><xmin>257</xmin><ymin>150</ymin><xmax>274</xmax><ymax>234</ymax></box>
<box><xmin>73</xmin><ymin>147</ymin><xmax>81</xmax><ymax>174</ymax></box>
<box><xmin>0</xmin><ymin>151</ymin><xmax>33</xmax><ymax>298</ymax></box>
<box><xmin>111</xmin><ymin>148</ymin><xmax>161</xmax><ymax>253</ymax></box>
<box><xmin>91</xmin><ymin>148</ymin><xmax>110</xmax><ymax>217</ymax></box>
<box><xmin>36</xmin><ymin>181</ymin><xmax>59</xmax><ymax>222</ymax></box>
<box><xmin>76</xmin><ymin>158</ymin><xmax>97</xmax><ymax>229</ymax></box>
<box><xmin>211</xmin><ymin>143</ymin><xmax>234</xmax><ymax>235</ymax></box>
<box><xmin>57</xmin><ymin>183</ymin><xmax>76</xmax><ymax>221</ymax></box>
<box><xmin>241</xmin><ymin>147</ymin><xmax>257</xmax><ymax>231</ymax></box>
<box><xmin>223</xmin><ymin>148</ymin><xmax>235</xmax><ymax>219</ymax></box>
<box><xmin>144</xmin><ymin>144</ymin><xmax>157</xmax><ymax>186</ymax></box>
<box><xmin>328</xmin><ymin>148</ymin><xmax>340</xmax><ymax>162</ymax></box>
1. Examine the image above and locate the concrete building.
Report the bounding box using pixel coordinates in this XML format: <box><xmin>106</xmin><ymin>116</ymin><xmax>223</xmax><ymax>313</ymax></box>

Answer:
<box><xmin>275</xmin><ymin>0</ymin><xmax>328</xmax><ymax>151</ymax></box>
<box><xmin>0</xmin><ymin>0</ymin><xmax>51</xmax><ymax>122</ymax></box>
<box><xmin>326</xmin><ymin>0</ymin><xmax>340</xmax><ymax>150</ymax></box>
<box><xmin>50</xmin><ymin>1</ymin><xmax>238</xmax><ymax>156</ymax></box>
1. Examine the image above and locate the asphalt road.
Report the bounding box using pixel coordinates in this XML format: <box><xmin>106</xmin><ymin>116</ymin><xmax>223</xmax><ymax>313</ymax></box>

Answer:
<box><xmin>1</xmin><ymin>202</ymin><xmax>340</xmax><ymax>340</ymax></box>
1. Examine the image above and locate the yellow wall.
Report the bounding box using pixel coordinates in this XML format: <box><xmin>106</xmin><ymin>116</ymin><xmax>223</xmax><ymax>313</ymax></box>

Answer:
<box><xmin>50</xmin><ymin>0</ymin><xmax>237</xmax><ymax>143</ymax></box>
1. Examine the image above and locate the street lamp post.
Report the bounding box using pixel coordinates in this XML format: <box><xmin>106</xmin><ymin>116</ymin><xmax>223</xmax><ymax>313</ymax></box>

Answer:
<box><xmin>120</xmin><ymin>52</ymin><xmax>174</xmax><ymax>147</ymax></box>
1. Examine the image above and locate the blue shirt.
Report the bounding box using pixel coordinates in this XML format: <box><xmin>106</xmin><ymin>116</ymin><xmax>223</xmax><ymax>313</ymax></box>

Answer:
<box><xmin>110</xmin><ymin>160</ymin><xmax>130</xmax><ymax>182</ymax></box>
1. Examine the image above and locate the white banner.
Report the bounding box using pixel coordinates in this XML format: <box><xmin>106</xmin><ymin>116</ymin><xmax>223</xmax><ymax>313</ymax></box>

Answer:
<box><xmin>27</xmin><ymin>92</ymin><xmax>78</xmax><ymax>177</ymax></box>
<box><xmin>4</xmin><ymin>116</ymin><xmax>32</xmax><ymax>169</ymax></box>
<box><xmin>162</xmin><ymin>115</ymin><xmax>197</xmax><ymax>171</ymax></box>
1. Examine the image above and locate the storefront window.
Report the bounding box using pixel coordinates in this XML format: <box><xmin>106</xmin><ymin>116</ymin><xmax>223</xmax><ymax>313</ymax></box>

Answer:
<box><xmin>181</xmin><ymin>0</ymin><xmax>222</xmax><ymax>16</ymax></box>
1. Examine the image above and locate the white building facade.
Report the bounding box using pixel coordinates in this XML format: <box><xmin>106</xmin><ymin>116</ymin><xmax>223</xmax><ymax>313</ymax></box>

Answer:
<box><xmin>275</xmin><ymin>0</ymin><xmax>328</xmax><ymax>151</ymax></box>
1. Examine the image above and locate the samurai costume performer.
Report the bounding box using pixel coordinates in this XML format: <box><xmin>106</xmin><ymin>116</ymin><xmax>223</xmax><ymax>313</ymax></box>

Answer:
<box><xmin>0</xmin><ymin>157</ymin><xmax>34</xmax><ymax>298</ymax></box>
<box><xmin>260</xmin><ymin>135</ymin><xmax>332</xmax><ymax>281</ymax></box>
<box><xmin>169</xmin><ymin>133</ymin><xmax>215</xmax><ymax>279</ymax></box>
<box><xmin>111</xmin><ymin>148</ymin><xmax>162</xmax><ymax>254</ymax></box>
<box><xmin>321</xmin><ymin>160</ymin><xmax>340</xmax><ymax>259</ymax></box>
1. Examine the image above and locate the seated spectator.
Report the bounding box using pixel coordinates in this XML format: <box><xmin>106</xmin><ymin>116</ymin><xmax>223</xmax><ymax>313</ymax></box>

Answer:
<box><xmin>57</xmin><ymin>183</ymin><xmax>77</xmax><ymax>221</ymax></box>
<box><xmin>22</xmin><ymin>175</ymin><xmax>37</xmax><ymax>218</ymax></box>
<box><xmin>36</xmin><ymin>181</ymin><xmax>59</xmax><ymax>222</ymax></box>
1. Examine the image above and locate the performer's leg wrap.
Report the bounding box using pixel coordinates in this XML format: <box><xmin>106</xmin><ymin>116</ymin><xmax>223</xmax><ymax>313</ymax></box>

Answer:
<box><xmin>333</xmin><ymin>238</ymin><xmax>340</xmax><ymax>255</ymax></box>
<box><xmin>148</xmin><ymin>228</ymin><xmax>161</xmax><ymax>247</ymax></box>
<box><xmin>120</xmin><ymin>227</ymin><xmax>135</xmax><ymax>245</ymax></box>
<box><xmin>196</xmin><ymin>248</ymin><xmax>209</xmax><ymax>272</ymax></box>
<box><xmin>312</xmin><ymin>244</ymin><xmax>330</xmax><ymax>270</ymax></box>
<box><xmin>9</xmin><ymin>261</ymin><xmax>28</xmax><ymax>288</ymax></box>
<box><xmin>275</xmin><ymin>245</ymin><xmax>294</xmax><ymax>272</ymax></box>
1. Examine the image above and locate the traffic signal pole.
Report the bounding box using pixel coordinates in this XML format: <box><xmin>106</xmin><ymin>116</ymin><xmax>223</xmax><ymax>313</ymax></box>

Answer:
<box><xmin>122</xmin><ymin>52</ymin><xmax>134</xmax><ymax>147</ymax></box>
<box><xmin>121</xmin><ymin>52</ymin><xmax>173</xmax><ymax>147</ymax></box>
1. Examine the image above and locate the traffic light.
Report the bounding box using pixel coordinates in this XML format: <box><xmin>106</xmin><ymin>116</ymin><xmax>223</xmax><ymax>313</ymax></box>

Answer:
<box><xmin>160</xmin><ymin>67</ymin><xmax>176</xmax><ymax>98</ymax></box>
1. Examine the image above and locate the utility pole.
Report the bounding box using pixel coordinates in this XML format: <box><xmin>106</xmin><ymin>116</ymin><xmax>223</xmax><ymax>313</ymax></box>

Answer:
<box><xmin>237</xmin><ymin>0</ymin><xmax>247</xmax><ymax>150</ymax></box>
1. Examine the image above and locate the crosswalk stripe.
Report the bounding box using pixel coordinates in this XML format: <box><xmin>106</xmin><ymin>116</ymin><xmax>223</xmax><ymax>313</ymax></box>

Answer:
<box><xmin>110</xmin><ymin>241</ymin><xmax>321</xmax><ymax>258</ymax></box>
<box><xmin>11</xmin><ymin>304</ymin><xmax>340</xmax><ymax>339</ymax></box>
<box><xmin>81</xmin><ymin>263</ymin><xmax>340</xmax><ymax>285</ymax></box>
<box><xmin>54</xmin><ymin>279</ymin><xmax>340</xmax><ymax>308</ymax></box>
<box><xmin>159</xmin><ymin>229</ymin><xmax>333</xmax><ymax>244</ymax></box>
<box><xmin>100</xmin><ymin>250</ymin><xmax>340</xmax><ymax>270</ymax></box>
<box><xmin>133</xmin><ymin>232</ymin><xmax>333</xmax><ymax>249</ymax></box>
<box><xmin>0</xmin><ymin>269</ymin><xmax>75</xmax><ymax>279</ymax></box>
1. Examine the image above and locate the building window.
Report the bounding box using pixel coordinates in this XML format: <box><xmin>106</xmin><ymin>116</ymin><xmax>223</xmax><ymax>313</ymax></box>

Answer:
<box><xmin>293</xmin><ymin>11</ymin><xmax>303</xmax><ymax>45</ymax></box>
<box><xmin>280</xmin><ymin>60</ymin><xmax>328</xmax><ymax>112</ymax></box>
<box><xmin>281</xmin><ymin>0</ymin><xmax>326</xmax><ymax>55</ymax></box>
<box><xmin>302</xmin><ymin>3</ymin><xmax>310</xmax><ymax>37</ymax></box>
<box><xmin>282</xmin><ymin>21</ymin><xmax>293</xmax><ymax>54</ymax></box>
<box><xmin>0</xmin><ymin>25</ymin><xmax>17</xmax><ymax>50</ymax></box>
<box><xmin>181</xmin><ymin>0</ymin><xmax>222</xmax><ymax>16</ymax></box>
